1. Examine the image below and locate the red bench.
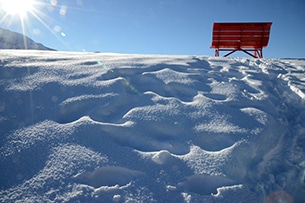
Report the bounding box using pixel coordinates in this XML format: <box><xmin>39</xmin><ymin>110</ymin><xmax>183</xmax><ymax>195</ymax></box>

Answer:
<box><xmin>210</xmin><ymin>22</ymin><xmax>272</xmax><ymax>58</ymax></box>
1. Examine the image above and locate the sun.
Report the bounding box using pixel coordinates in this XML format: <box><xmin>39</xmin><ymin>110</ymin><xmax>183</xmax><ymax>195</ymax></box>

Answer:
<box><xmin>1</xmin><ymin>0</ymin><xmax>35</xmax><ymax>17</ymax></box>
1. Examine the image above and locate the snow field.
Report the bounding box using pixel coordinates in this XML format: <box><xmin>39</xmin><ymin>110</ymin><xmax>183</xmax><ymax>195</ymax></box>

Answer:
<box><xmin>0</xmin><ymin>50</ymin><xmax>305</xmax><ymax>202</ymax></box>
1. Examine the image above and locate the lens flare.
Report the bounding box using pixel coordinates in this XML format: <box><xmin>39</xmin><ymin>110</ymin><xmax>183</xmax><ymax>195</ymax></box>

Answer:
<box><xmin>60</xmin><ymin>5</ymin><xmax>67</xmax><ymax>16</ymax></box>
<box><xmin>0</xmin><ymin>0</ymin><xmax>82</xmax><ymax>51</ymax></box>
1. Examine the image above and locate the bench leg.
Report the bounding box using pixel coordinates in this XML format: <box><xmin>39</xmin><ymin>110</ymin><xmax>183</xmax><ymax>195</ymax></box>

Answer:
<box><xmin>216</xmin><ymin>48</ymin><xmax>263</xmax><ymax>58</ymax></box>
<box><xmin>215</xmin><ymin>48</ymin><xmax>219</xmax><ymax>57</ymax></box>
<box><xmin>254</xmin><ymin>49</ymin><xmax>263</xmax><ymax>58</ymax></box>
<box><xmin>241</xmin><ymin>49</ymin><xmax>257</xmax><ymax>58</ymax></box>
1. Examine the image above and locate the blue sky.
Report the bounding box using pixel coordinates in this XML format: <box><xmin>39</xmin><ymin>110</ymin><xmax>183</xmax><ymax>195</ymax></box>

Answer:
<box><xmin>1</xmin><ymin>0</ymin><xmax>305</xmax><ymax>58</ymax></box>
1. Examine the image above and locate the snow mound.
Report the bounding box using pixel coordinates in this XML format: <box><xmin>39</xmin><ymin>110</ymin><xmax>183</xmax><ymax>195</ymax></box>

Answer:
<box><xmin>73</xmin><ymin>166</ymin><xmax>145</xmax><ymax>188</ymax></box>
<box><xmin>0</xmin><ymin>50</ymin><xmax>305</xmax><ymax>202</ymax></box>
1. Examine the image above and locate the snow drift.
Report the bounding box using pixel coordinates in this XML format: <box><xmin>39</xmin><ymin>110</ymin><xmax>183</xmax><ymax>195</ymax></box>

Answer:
<box><xmin>0</xmin><ymin>50</ymin><xmax>304</xmax><ymax>202</ymax></box>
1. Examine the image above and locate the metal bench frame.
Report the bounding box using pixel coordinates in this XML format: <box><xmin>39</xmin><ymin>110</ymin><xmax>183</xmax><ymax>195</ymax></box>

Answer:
<box><xmin>210</xmin><ymin>22</ymin><xmax>272</xmax><ymax>58</ymax></box>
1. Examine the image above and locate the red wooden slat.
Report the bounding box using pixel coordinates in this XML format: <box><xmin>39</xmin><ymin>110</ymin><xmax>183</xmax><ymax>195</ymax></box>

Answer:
<box><xmin>212</xmin><ymin>36</ymin><xmax>270</xmax><ymax>41</ymax></box>
<box><xmin>211</xmin><ymin>40</ymin><xmax>270</xmax><ymax>47</ymax></box>
<box><xmin>211</xmin><ymin>41</ymin><xmax>269</xmax><ymax>48</ymax></box>
<box><xmin>213</xmin><ymin>22</ymin><xmax>272</xmax><ymax>31</ymax></box>
<box><xmin>212</xmin><ymin>31</ymin><xmax>270</xmax><ymax>36</ymax></box>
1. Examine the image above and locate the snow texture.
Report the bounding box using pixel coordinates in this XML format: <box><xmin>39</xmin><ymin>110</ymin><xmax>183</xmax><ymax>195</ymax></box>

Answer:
<box><xmin>0</xmin><ymin>50</ymin><xmax>305</xmax><ymax>202</ymax></box>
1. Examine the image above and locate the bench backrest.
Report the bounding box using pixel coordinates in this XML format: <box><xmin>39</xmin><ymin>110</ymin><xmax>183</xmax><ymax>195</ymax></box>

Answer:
<box><xmin>211</xmin><ymin>22</ymin><xmax>272</xmax><ymax>49</ymax></box>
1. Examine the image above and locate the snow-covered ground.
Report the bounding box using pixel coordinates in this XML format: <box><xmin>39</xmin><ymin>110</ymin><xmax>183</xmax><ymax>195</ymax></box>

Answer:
<box><xmin>0</xmin><ymin>50</ymin><xmax>305</xmax><ymax>203</ymax></box>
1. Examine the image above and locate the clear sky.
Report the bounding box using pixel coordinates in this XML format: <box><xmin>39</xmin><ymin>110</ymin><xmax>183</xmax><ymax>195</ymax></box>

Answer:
<box><xmin>1</xmin><ymin>0</ymin><xmax>305</xmax><ymax>58</ymax></box>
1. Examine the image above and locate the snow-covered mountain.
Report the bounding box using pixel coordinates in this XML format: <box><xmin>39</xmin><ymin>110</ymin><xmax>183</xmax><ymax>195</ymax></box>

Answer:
<box><xmin>0</xmin><ymin>50</ymin><xmax>304</xmax><ymax>202</ymax></box>
<box><xmin>0</xmin><ymin>28</ymin><xmax>55</xmax><ymax>51</ymax></box>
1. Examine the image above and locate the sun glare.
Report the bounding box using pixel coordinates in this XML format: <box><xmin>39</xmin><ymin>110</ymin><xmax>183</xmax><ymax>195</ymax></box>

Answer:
<box><xmin>0</xmin><ymin>0</ymin><xmax>71</xmax><ymax>50</ymax></box>
<box><xmin>1</xmin><ymin>0</ymin><xmax>35</xmax><ymax>17</ymax></box>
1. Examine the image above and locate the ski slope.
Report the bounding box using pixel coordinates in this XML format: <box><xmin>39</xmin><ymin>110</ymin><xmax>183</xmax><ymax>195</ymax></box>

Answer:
<box><xmin>0</xmin><ymin>50</ymin><xmax>305</xmax><ymax>202</ymax></box>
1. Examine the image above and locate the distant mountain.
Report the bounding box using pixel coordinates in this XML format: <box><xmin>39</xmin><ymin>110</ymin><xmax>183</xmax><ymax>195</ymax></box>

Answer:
<box><xmin>0</xmin><ymin>28</ymin><xmax>56</xmax><ymax>51</ymax></box>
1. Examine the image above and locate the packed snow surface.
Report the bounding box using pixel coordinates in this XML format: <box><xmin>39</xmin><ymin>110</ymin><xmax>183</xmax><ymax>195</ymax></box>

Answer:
<box><xmin>0</xmin><ymin>50</ymin><xmax>305</xmax><ymax>202</ymax></box>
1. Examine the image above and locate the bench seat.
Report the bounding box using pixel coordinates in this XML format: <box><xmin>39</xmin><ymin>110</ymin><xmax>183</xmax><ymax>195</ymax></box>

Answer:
<box><xmin>210</xmin><ymin>22</ymin><xmax>272</xmax><ymax>58</ymax></box>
